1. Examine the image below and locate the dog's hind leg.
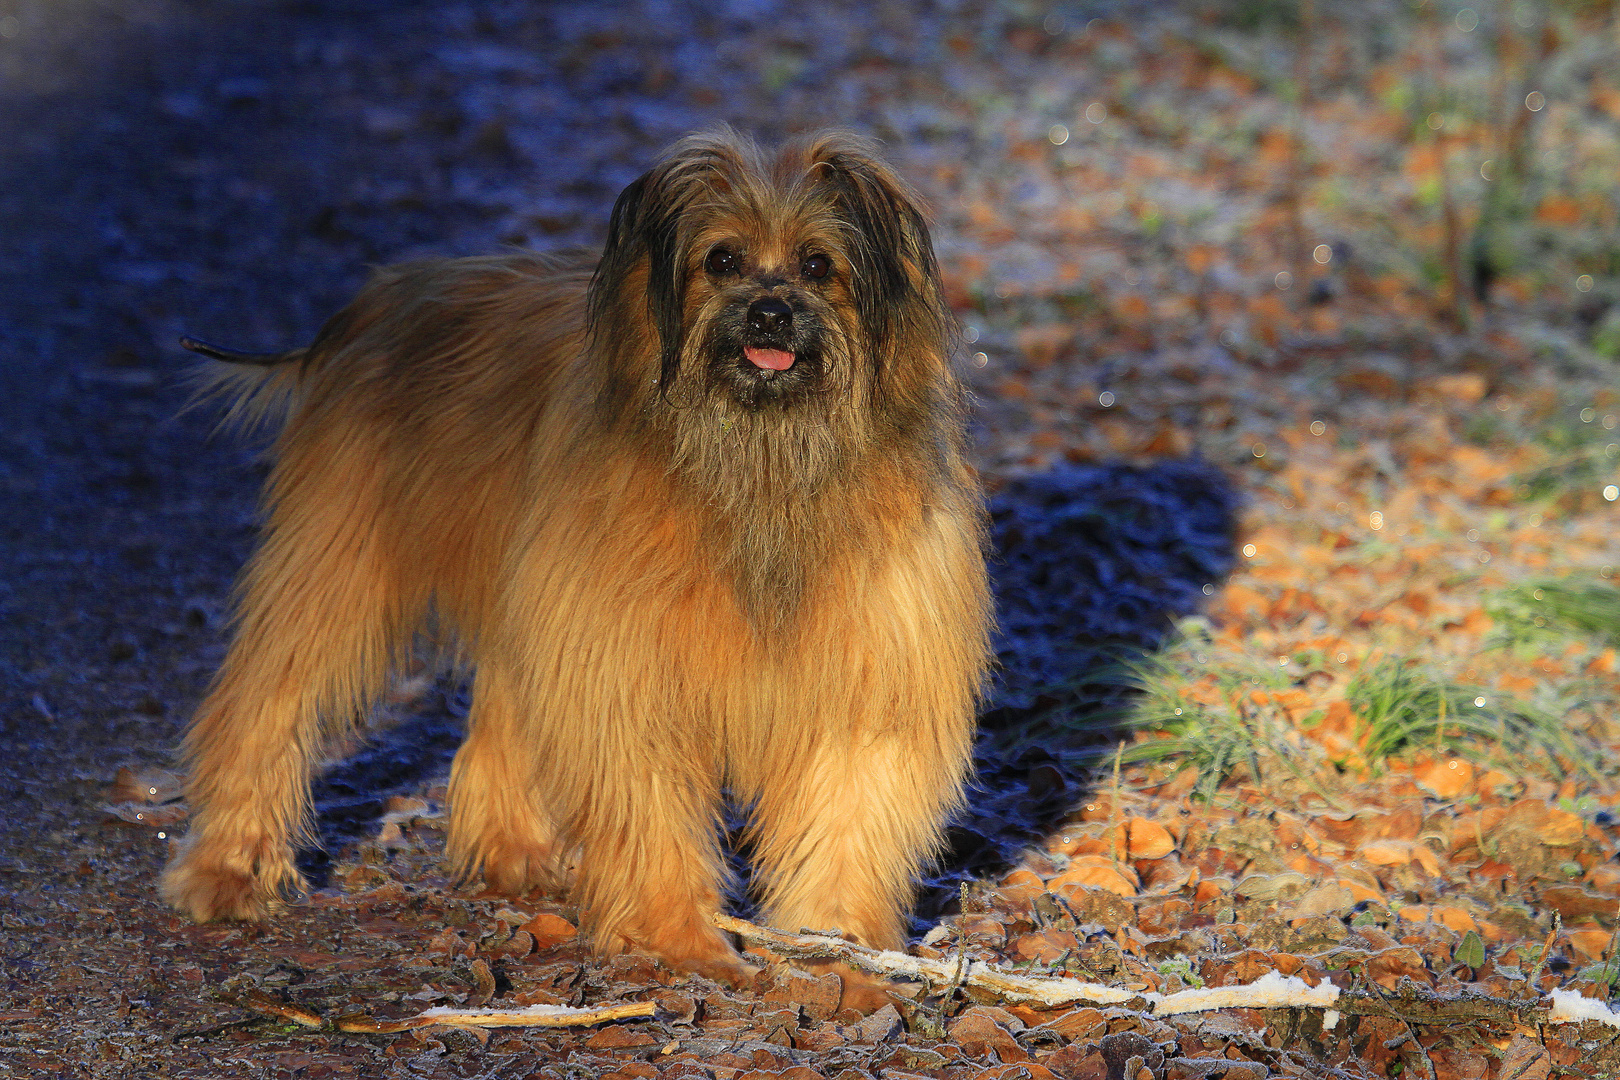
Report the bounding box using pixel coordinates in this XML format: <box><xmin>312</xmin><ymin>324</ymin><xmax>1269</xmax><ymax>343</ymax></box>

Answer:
<box><xmin>445</xmin><ymin>663</ymin><xmax>561</xmax><ymax>897</ymax></box>
<box><xmin>162</xmin><ymin>449</ymin><xmax>410</xmax><ymax>922</ymax></box>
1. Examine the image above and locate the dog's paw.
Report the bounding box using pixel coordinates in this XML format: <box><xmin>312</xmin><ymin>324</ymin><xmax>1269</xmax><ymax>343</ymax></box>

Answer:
<box><xmin>160</xmin><ymin>840</ymin><xmax>301</xmax><ymax>922</ymax></box>
<box><xmin>476</xmin><ymin>842</ymin><xmax>562</xmax><ymax>899</ymax></box>
<box><xmin>609</xmin><ymin>915</ymin><xmax>758</xmax><ymax>989</ymax></box>
<box><xmin>448</xmin><ymin>830</ymin><xmax>564</xmax><ymax>901</ymax></box>
<box><xmin>669</xmin><ymin>949</ymin><xmax>760</xmax><ymax>990</ymax></box>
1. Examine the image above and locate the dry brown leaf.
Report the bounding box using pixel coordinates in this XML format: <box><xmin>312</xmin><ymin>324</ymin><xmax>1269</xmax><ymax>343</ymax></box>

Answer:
<box><xmin>1499</xmin><ymin>1037</ymin><xmax>1553</xmax><ymax>1080</ymax></box>
<box><xmin>947</xmin><ymin>1005</ymin><xmax>1027</xmax><ymax>1061</ymax></box>
<box><xmin>521</xmin><ymin>912</ymin><xmax>578</xmax><ymax>949</ymax></box>
<box><xmin>1139</xmin><ymin>856</ymin><xmax>1196</xmax><ymax>892</ymax></box>
<box><xmin>1048</xmin><ymin>856</ymin><xmax>1140</xmax><ymax>898</ymax></box>
<box><xmin>1364</xmin><ymin>946</ymin><xmax>1432</xmax><ymax>989</ymax></box>
<box><xmin>102</xmin><ymin>801</ymin><xmax>189</xmax><ymax>827</ymax></box>
<box><xmin>1418</xmin><ymin>373</ymin><xmax>1488</xmax><ymax>404</ymax></box>
<box><xmin>1586</xmin><ymin>864</ymin><xmax>1620</xmax><ymax>895</ymax></box>
<box><xmin>1411</xmin><ymin>756</ymin><xmax>1476</xmax><ymax>800</ymax></box>
<box><xmin>1127</xmin><ymin>818</ymin><xmax>1176</xmax><ymax>860</ymax></box>
<box><xmin>1338</xmin><ymin>877</ymin><xmax>1385</xmax><ymax>904</ymax></box>
<box><xmin>1428</xmin><ymin>905</ymin><xmax>1479</xmax><ymax>933</ymax></box>
<box><xmin>1538</xmin><ymin>885</ymin><xmax>1618</xmax><ymax>923</ymax></box>
<box><xmin>1358</xmin><ymin>840</ymin><xmax>1419</xmax><ymax>867</ymax></box>
<box><xmin>1012</xmin><ymin>930</ymin><xmax>1080</xmax><ymax>963</ymax></box>
<box><xmin>998</xmin><ymin>868</ymin><xmax>1047</xmax><ymax>906</ymax></box>
<box><xmin>1566</xmin><ymin>929</ymin><xmax>1613</xmax><ymax>961</ymax></box>
<box><xmin>106</xmin><ymin>766</ymin><xmax>185</xmax><ymax>804</ymax></box>
<box><xmin>1505</xmin><ymin>801</ymin><xmax>1585</xmax><ymax>846</ymax></box>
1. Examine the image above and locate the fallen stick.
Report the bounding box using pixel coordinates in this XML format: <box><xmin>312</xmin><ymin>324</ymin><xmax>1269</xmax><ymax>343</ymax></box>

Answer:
<box><xmin>712</xmin><ymin>913</ymin><xmax>1137</xmax><ymax>1008</ymax></box>
<box><xmin>713</xmin><ymin>913</ymin><xmax>1620</xmax><ymax>1031</ymax></box>
<box><xmin>233</xmin><ymin>988</ymin><xmax>324</xmax><ymax>1028</ymax></box>
<box><xmin>335</xmin><ymin>999</ymin><xmax>656</xmax><ymax>1033</ymax></box>
<box><xmin>228</xmin><ymin>986</ymin><xmax>657</xmax><ymax>1034</ymax></box>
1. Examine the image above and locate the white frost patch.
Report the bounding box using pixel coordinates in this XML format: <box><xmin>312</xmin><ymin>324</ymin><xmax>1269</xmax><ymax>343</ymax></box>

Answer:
<box><xmin>1152</xmin><ymin>970</ymin><xmax>1341</xmax><ymax>1016</ymax></box>
<box><xmin>1548</xmin><ymin>988</ymin><xmax>1620</xmax><ymax>1028</ymax></box>
<box><xmin>969</xmin><ymin>966</ymin><xmax>1137</xmax><ymax>1006</ymax></box>
<box><xmin>1322</xmin><ymin>1009</ymin><xmax>1341</xmax><ymax>1031</ymax></box>
<box><xmin>866</xmin><ymin>948</ymin><xmax>1136</xmax><ymax>1005</ymax></box>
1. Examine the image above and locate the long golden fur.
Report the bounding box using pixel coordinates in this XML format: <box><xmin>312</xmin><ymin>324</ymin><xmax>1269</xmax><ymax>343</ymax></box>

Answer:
<box><xmin>162</xmin><ymin>129</ymin><xmax>992</xmax><ymax>984</ymax></box>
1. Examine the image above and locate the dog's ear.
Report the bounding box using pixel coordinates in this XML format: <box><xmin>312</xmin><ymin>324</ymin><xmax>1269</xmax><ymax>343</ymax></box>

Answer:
<box><xmin>588</xmin><ymin>168</ymin><xmax>687</xmax><ymax>384</ymax></box>
<box><xmin>589</xmin><ymin>131</ymin><xmax>755</xmax><ymax>390</ymax></box>
<box><xmin>807</xmin><ymin>135</ymin><xmax>946</xmax><ymax>360</ymax></box>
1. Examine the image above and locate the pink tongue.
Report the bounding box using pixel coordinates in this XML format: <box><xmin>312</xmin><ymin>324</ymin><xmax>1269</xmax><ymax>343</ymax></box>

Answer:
<box><xmin>745</xmin><ymin>347</ymin><xmax>795</xmax><ymax>371</ymax></box>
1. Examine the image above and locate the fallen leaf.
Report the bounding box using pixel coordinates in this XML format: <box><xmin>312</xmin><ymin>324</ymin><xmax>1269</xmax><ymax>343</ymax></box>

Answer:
<box><xmin>1048</xmin><ymin>856</ymin><xmax>1139</xmax><ymax>898</ymax></box>
<box><xmin>1127</xmin><ymin>818</ymin><xmax>1176</xmax><ymax>860</ymax></box>
<box><xmin>521</xmin><ymin>913</ymin><xmax>578</xmax><ymax>949</ymax></box>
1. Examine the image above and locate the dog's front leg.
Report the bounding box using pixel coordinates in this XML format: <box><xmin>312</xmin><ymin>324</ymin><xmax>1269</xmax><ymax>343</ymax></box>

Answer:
<box><xmin>485</xmin><ymin>586</ymin><xmax>754</xmax><ymax>987</ymax></box>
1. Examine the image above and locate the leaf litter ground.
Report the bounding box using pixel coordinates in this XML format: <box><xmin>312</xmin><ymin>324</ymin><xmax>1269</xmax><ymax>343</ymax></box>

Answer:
<box><xmin>5</xmin><ymin>1</ymin><xmax>1620</xmax><ymax>1078</ymax></box>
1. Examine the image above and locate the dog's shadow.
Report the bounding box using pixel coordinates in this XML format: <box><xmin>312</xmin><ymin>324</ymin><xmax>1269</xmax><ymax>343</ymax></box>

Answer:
<box><xmin>300</xmin><ymin>457</ymin><xmax>1240</xmax><ymax>934</ymax></box>
<box><xmin>914</xmin><ymin>457</ymin><xmax>1239</xmax><ymax>928</ymax></box>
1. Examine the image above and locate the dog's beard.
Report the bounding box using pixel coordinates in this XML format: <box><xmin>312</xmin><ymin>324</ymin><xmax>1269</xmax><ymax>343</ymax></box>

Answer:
<box><xmin>662</xmin><ymin>290</ymin><xmax>865</xmax><ymax>496</ymax></box>
<box><xmin>650</xmin><ymin>293</ymin><xmax>872</xmax><ymax>628</ymax></box>
<box><xmin>693</xmin><ymin>295</ymin><xmax>833</xmax><ymax>413</ymax></box>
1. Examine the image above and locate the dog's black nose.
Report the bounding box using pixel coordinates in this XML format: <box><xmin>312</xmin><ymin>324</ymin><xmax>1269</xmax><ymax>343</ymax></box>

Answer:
<box><xmin>747</xmin><ymin>297</ymin><xmax>793</xmax><ymax>335</ymax></box>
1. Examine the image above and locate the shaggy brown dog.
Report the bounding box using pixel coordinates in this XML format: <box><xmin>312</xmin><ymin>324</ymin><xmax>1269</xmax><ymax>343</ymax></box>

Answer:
<box><xmin>162</xmin><ymin>129</ymin><xmax>991</xmax><ymax>985</ymax></box>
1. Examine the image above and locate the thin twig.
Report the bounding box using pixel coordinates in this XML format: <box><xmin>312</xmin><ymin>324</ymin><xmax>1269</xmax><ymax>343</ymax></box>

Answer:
<box><xmin>225</xmin><ymin>984</ymin><xmax>658</xmax><ymax>1034</ymax></box>
<box><xmin>715</xmin><ymin>914</ymin><xmax>1590</xmax><ymax>1031</ymax></box>
<box><xmin>230</xmin><ymin>988</ymin><xmax>323</xmax><ymax>1028</ymax></box>
<box><xmin>1526</xmin><ymin>911</ymin><xmax>1562</xmax><ymax>992</ymax></box>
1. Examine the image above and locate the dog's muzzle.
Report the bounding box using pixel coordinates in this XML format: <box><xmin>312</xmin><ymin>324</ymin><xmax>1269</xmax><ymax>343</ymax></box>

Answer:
<box><xmin>744</xmin><ymin>297</ymin><xmax>796</xmax><ymax>371</ymax></box>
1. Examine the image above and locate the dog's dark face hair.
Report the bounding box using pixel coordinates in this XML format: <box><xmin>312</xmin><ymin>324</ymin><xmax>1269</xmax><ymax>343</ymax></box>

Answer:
<box><xmin>586</xmin><ymin>128</ymin><xmax>951</xmax><ymax>421</ymax></box>
<box><xmin>689</xmin><ymin>243</ymin><xmax>837</xmax><ymax>412</ymax></box>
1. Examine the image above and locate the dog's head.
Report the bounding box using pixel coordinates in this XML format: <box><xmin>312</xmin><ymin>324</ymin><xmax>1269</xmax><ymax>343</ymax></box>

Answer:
<box><xmin>588</xmin><ymin>128</ymin><xmax>950</xmax><ymax>415</ymax></box>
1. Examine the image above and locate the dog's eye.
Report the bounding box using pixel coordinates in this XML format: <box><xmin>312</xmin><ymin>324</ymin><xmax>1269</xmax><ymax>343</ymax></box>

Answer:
<box><xmin>705</xmin><ymin>248</ymin><xmax>739</xmax><ymax>275</ymax></box>
<box><xmin>801</xmin><ymin>254</ymin><xmax>831</xmax><ymax>280</ymax></box>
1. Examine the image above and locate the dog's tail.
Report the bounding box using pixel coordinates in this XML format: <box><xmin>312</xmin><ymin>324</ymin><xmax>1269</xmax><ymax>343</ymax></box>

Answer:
<box><xmin>179</xmin><ymin>335</ymin><xmax>293</xmax><ymax>366</ymax></box>
<box><xmin>179</xmin><ymin>335</ymin><xmax>310</xmax><ymax>437</ymax></box>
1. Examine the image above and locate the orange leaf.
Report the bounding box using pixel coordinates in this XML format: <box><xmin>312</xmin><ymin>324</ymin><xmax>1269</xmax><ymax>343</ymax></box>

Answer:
<box><xmin>1568</xmin><ymin>929</ymin><xmax>1613</xmax><ymax>961</ymax></box>
<box><xmin>1012</xmin><ymin>929</ymin><xmax>1081</xmax><ymax>963</ymax></box>
<box><xmin>1359</xmin><ymin>840</ymin><xmax>1415</xmax><ymax>866</ymax></box>
<box><xmin>1505</xmin><ymin>801</ymin><xmax>1585</xmax><ymax>846</ymax></box>
<box><xmin>1429</xmin><ymin>905</ymin><xmax>1479</xmax><ymax>933</ymax></box>
<box><xmin>1049</xmin><ymin>856</ymin><xmax>1140</xmax><ymax>898</ymax></box>
<box><xmin>1127</xmin><ymin>818</ymin><xmax>1176</xmax><ymax>860</ymax></box>
<box><xmin>1114</xmin><ymin>294</ymin><xmax>1150</xmax><ymax>320</ymax></box>
<box><xmin>1339</xmin><ymin>878</ymin><xmax>1385</xmax><ymax>904</ymax></box>
<box><xmin>1412</xmin><ymin>756</ymin><xmax>1476</xmax><ymax>800</ymax></box>
<box><xmin>520</xmin><ymin>913</ymin><xmax>578</xmax><ymax>949</ymax></box>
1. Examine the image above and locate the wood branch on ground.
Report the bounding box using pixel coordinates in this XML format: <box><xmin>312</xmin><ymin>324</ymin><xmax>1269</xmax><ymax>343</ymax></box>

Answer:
<box><xmin>335</xmin><ymin>999</ymin><xmax>656</xmax><ymax>1034</ymax></box>
<box><xmin>715</xmin><ymin>914</ymin><xmax>1620</xmax><ymax>1032</ymax></box>
<box><xmin>227</xmin><ymin>987</ymin><xmax>656</xmax><ymax>1033</ymax></box>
